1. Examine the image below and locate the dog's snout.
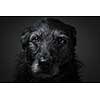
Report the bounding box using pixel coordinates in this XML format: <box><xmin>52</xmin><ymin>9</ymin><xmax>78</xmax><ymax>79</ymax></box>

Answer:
<box><xmin>38</xmin><ymin>42</ymin><xmax>51</xmax><ymax>62</ymax></box>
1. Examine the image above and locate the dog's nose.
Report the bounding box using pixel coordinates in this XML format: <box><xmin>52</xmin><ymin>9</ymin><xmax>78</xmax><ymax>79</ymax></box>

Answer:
<box><xmin>40</xmin><ymin>56</ymin><xmax>47</xmax><ymax>62</ymax></box>
<box><xmin>39</xmin><ymin>56</ymin><xmax>51</xmax><ymax>73</ymax></box>
<box><xmin>39</xmin><ymin>53</ymin><xmax>50</xmax><ymax>63</ymax></box>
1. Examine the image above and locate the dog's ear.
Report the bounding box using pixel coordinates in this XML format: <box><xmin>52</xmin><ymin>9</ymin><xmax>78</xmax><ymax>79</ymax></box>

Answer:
<box><xmin>20</xmin><ymin>31</ymin><xmax>30</xmax><ymax>50</ymax></box>
<box><xmin>71</xmin><ymin>26</ymin><xmax>77</xmax><ymax>47</ymax></box>
<box><xmin>20</xmin><ymin>26</ymin><xmax>34</xmax><ymax>50</ymax></box>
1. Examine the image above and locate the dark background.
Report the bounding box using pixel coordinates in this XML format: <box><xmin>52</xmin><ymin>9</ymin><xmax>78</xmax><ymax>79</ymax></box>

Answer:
<box><xmin>0</xmin><ymin>16</ymin><xmax>100</xmax><ymax>82</ymax></box>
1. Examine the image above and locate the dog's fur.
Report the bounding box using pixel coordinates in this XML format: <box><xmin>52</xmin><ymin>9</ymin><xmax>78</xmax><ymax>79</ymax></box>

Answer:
<box><xmin>15</xmin><ymin>18</ymin><xmax>82</xmax><ymax>82</ymax></box>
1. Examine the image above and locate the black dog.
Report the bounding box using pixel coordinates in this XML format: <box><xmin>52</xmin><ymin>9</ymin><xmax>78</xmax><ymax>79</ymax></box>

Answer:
<box><xmin>15</xmin><ymin>18</ymin><xmax>82</xmax><ymax>82</ymax></box>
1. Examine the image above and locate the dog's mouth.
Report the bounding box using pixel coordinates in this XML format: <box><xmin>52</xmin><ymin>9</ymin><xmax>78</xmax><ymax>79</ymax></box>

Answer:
<box><xmin>31</xmin><ymin>59</ymin><xmax>59</xmax><ymax>79</ymax></box>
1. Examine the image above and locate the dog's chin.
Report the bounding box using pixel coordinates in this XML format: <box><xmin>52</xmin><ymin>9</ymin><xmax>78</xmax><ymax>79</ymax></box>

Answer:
<box><xmin>31</xmin><ymin>60</ymin><xmax>59</xmax><ymax>79</ymax></box>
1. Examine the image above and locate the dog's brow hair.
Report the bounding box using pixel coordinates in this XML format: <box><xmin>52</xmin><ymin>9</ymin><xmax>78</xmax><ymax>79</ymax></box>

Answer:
<box><xmin>29</xmin><ymin>32</ymin><xmax>40</xmax><ymax>41</ymax></box>
<box><xmin>53</xmin><ymin>30</ymin><xmax>69</xmax><ymax>39</ymax></box>
<box><xmin>58</xmin><ymin>34</ymin><xmax>69</xmax><ymax>39</ymax></box>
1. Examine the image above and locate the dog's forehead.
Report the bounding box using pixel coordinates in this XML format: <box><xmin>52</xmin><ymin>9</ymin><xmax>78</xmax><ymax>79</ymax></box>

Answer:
<box><xmin>29</xmin><ymin>30</ymin><xmax>68</xmax><ymax>40</ymax></box>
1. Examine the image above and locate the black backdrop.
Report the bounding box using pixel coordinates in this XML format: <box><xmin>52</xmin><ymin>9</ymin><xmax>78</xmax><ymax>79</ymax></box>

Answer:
<box><xmin>0</xmin><ymin>16</ymin><xmax>100</xmax><ymax>82</ymax></box>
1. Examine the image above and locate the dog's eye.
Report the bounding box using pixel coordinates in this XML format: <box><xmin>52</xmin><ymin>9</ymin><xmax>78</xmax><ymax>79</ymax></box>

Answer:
<box><xmin>31</xmin><ymin>35</ymin><xmax>40</xmax><ymax>42</ymax></box>
<box><xmin>56</xmin><ymin>37</ymin><xmax>67</xmax><ymax>45</ymax></box>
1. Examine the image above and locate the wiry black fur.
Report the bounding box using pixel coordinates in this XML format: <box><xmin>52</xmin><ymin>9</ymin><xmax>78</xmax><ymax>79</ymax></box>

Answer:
<box><xmin>15</xmin><ymin>18</ymin><xmax>82</xmax><ymax>83</ymax></box>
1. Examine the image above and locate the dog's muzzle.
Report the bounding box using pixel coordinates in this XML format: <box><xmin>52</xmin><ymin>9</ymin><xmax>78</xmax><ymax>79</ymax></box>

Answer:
<box><xmin>31</xmin><ymin>53</ymin><xmax>60</xmax><ymax>79</ymax></box>
<box><xmin>31</xmin><ymin>54</ymin><xmax>54</xmax><ymax>78</ymax></box>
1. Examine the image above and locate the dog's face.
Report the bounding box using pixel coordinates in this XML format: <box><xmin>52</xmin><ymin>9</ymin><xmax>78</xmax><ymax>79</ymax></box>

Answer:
<box><xmin>20</xmin><ymin>19</ymin><xmax>76</xmax><ymax>79</ymax></box>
